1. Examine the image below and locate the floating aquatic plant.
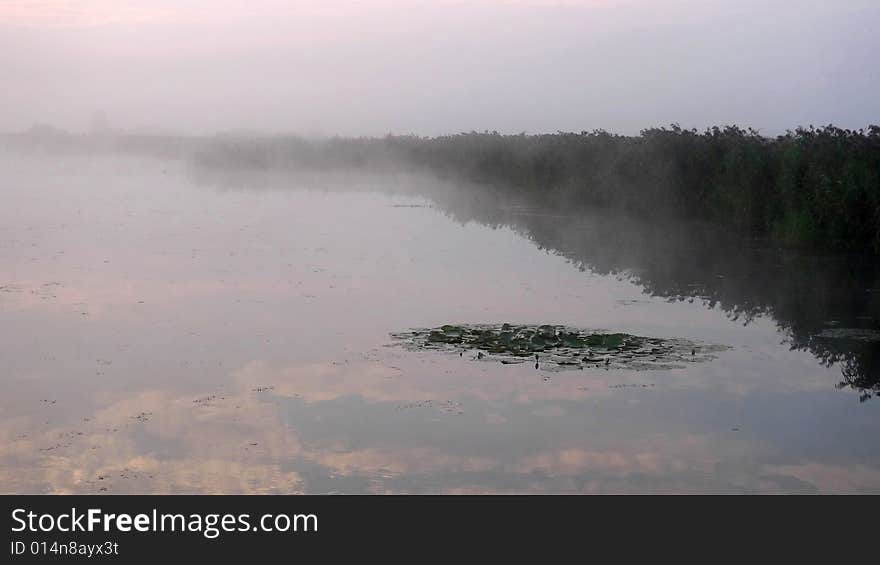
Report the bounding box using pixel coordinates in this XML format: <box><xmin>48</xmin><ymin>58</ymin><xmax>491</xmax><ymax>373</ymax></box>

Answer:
<box><xmin>390</xmin><ymin>323</ymin><xmax>727</xmax><ymax>371</ymax></box>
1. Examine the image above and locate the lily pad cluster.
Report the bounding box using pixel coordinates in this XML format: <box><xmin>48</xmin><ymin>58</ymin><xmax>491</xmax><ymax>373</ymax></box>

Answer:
<box><xmin>390</xmin><ymin>323</ymin><xmax>727</xmax><ymax>371</ymax></box>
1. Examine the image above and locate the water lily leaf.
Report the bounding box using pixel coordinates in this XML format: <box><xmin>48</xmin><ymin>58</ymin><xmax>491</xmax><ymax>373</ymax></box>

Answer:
<box><xmin>390</xmin><ymin>324</ymin><xmax>727</xmax><ymax>371</ymax></box>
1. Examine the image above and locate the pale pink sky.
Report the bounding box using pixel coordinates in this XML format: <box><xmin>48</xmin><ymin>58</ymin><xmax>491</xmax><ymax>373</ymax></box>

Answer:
<box><xmin>1</xmin><ymin>0</ymin><xmax>877</xmax><ymax>135</ymax></box>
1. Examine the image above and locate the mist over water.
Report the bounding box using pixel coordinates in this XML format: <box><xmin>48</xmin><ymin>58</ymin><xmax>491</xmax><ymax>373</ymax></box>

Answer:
<box><xmin>2</xmin><ymin>1</ymin><xmax>880</xmax><ymax>494</ymax></box>
<box><xmin>2</xmin><ymin>151</ymin><xmax>879</xmax><ymax>493</ymax></box>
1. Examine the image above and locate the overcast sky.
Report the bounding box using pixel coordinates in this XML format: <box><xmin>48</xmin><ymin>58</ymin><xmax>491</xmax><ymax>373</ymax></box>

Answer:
<box><xmin>1</xmin><ymin>0</ymin><xmax>877</xmax><ymax>136</ymax></box>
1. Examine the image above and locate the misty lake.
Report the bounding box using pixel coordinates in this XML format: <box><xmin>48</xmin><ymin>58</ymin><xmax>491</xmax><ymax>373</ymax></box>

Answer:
<box><xmin>2</xmin><ymin>153</ymin><xmax>880</xmax><ymax>493</ymax></box>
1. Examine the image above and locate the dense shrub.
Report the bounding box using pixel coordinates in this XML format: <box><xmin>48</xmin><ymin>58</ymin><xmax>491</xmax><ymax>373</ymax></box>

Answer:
<box><xmin>381</xmin><ymin>125</ymin><xmax>880</xmax><ymax>251</ymax></box>
<box><xmin>99</xmin><ymin>123</ymin><xmax>880</xmax><ymax>252</ymax></box>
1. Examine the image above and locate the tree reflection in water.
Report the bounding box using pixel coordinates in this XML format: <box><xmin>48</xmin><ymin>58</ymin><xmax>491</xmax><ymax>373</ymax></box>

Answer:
<box><xmin>427</xmin><ymin>182</ymin><xmax>880</xmax><ymax>401</ymax></box>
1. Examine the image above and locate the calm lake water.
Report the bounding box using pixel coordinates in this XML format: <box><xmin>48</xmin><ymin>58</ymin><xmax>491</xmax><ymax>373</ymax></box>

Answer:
<box><xmin>2</xmin><ymin>152</ymin><xmax>879</xmax><ymax>493</ymax></box>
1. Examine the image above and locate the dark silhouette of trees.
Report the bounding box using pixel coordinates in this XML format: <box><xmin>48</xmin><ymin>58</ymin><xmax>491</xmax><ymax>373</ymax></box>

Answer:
<box><xmin>385</xmin><ymin>125</ymin><xmax>880</xmax><ymax>252</ymax></box>
<box><xmin>188</xmin><ymin>124</ymin><xmax>880</xmax><ymax>252</ymax></box>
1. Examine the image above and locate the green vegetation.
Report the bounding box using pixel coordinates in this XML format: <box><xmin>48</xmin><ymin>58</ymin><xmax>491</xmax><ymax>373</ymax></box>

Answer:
<box><xmin>189</xmin><ymin>124</ymin><xmax>880</xmax><ymax>252</ymax></box>
<box><xmin>390</xmin><ymin>125</ymin><xmax>880</xmax><ymax>252</ymax></box>
<box><xmin>8</xmin><ymin>123</ymin><xmax>880</xmax><ymax>251</ymax></box>
<box><xmin>390</xmin><ymin>323</ymin><xmax>726</xmax><ymax>371</ymax></box>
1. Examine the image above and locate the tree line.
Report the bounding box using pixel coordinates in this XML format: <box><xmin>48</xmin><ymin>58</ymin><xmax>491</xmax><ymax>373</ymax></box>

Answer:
<box><xmin>10</xmin><ymin>123</ymin><xmax>880</xmax><ymax>251</ymax></box>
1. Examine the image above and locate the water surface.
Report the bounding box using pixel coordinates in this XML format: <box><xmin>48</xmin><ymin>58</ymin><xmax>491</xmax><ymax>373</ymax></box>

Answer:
<box><xmin>2</xmin><ymin>153</ymin><xmax>879</xmax><ymax>493</ymax></box>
